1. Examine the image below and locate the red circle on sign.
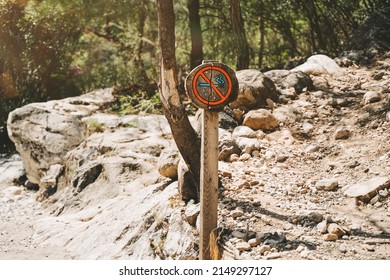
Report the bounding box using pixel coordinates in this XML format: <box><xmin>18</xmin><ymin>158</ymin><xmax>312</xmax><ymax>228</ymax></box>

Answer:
<box><xmin>192</xmin><ymin>66</ymin><xmax>233</xmax><ymax>106</ymax></box>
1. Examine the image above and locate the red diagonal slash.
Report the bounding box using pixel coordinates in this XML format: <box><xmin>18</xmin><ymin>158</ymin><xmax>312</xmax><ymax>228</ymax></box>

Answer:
<box><xmin>200</xmin><ymin>72</ymin><xmax>225</xmax><ymax>100</ymax></box>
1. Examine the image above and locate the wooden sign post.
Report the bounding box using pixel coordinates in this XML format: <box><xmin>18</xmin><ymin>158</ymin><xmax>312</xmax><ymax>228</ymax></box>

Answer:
<box><xmin>186</xmin><ymin>61</ymin><xmax>238</xmax><ymax>260</ymax></box>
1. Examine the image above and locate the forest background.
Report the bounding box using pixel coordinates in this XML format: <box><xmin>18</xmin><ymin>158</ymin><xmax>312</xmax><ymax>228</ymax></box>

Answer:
<box><xmin>0</xmin><ymin>0</ymin><xmax>389</xmax><ymax>131</ymax></box>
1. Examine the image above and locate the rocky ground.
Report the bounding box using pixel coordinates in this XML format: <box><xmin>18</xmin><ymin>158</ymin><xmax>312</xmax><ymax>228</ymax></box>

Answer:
<box><xmin>0</xmin><ymin>52</ymin><xmax>389</xmax><ymax>260</ymax></box>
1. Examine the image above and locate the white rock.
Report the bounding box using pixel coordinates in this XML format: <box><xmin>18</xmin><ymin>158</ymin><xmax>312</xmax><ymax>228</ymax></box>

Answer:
<box><xmin>363</xmin><ymin>91</ymin><xmax>381</xmax><ymax>104</ymax></box>
<box><xmin>315</xmin><ymin>179</ymin><xmax>339</xmax><ymax>191</ymax></box>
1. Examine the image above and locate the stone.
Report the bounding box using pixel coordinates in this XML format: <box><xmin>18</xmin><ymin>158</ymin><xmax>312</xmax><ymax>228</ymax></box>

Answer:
<box><xmin>363</xmin><ymin>91</ymin><xmax>381</xmax><ymax>104</ymax></box>
<box><xmin>272</xmin><ymin>107</ymin><xmax>298</xmax><ymax>125</ymax></box>
<box><xmin>243</xmin><ymin>109</ymin><xmax>279</xmax><ymax>131</ymax></box>
<box><xmin>231</xmin><ymin>208</ymin><xmax>245</xmax><ymax>218</ymax></box>
<box><xmin>157</xmin><ymin>148</ymin><xmax>179</xmax><ymax>179</ymax></box>
<box><xmin>239</xmin><ymin>153</ymin><xmax>251</xmax><ymax>161</ymax></box>
<box><xmin>232</xmin><ymin>126</ymin><xmax>257</xmax><ymax>139</ymax></box>
<box><xmin>315</xmin><ymin>179</ymin><xmax>339</xmax><ymax>191</ymax></box>
<box><xmin>231</xmin><ymin>230</ymin><xmax>247</xmax><ymax>240</ymax></box>
<box><xmin>327</xmin><ymin>223</ymin><xmax>346</xmax><ymax>237</ymax></box>
<box><xmin>184</xmin><ymin>202</ymin><xmax>200</xmax><ymax>226</ymax></box>
<box><xmin>248</xmin><ymin>238</ymin><xmax>260</xmax><ymax>247</ymax></box>
<box><xmin>302</xmin><ymin>122</ymin><xmax>314</xmax><ymax>134</ymax></box>
<box><xmin>324</xmin><ymin>233</ymin><xmax>339</xmax><ymax>241</ymax></box>
<box><xmin>317</xmin><ymin>220</ymin><xmax>328</xmax><ymax>234</ymax></box>
<box><xmin>334</xmin><ymin>127</ymin><xmax>352</xmax><ymax>140</ymax></box>
<box><xmin>258</xmin><ymin>245</ymin><xmax>271</xmax><ymax>255</ymax></box>
<box><xmin>235</xmin><ymin>242</ymin><xmax>251</xmax><ymax>252</ymax></box>
<box><xmin>344</xmin><ymin>177</ymin><xmax>390</xmax><ymax>202</ymax></box>
<box><xmin>237</xmin><ymin>138</ymin><xmax>260</xmax><ymax>155</ymax></box>
<box><xmin>264</xmin><ymin>69</ymin><xmax>313</xmax><ymax>93</ymax></box>
<box><xmin>293</xmin><ymin>54</ymin><xmax>343</xmax><ymax>76</ymax></box>
<box><xmin>231</xmin><ymin>69</ymin><xmax>279</xmax><ymax>111</ymax></box>
<box><xmin>218</xmin><ymin>130</ymin><xmax>241</xmax><ymax>161</ymax></box>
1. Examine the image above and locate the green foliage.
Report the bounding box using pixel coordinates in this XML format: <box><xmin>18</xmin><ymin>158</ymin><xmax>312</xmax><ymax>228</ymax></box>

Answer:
<box><xmin>1</xmin><ymin>0</ymin><xmax>388</xmax><ymax>129</ymax></box>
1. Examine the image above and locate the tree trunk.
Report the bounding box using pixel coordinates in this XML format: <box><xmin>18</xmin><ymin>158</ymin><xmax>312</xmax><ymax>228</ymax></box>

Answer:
<box><xmin>229</xmin><ymin>0</ymin><xmax>250</xmax><ymax>70</ymax></box>
<box><xmin>188</xmin><ymin>0</ymin><xmax>204</xmax><ymax>69</ymax></box>
<box><xmin>134</xmin><ymin>0</ymin><xmax>150</xmax><ymax>87</ymax></box>
<box><xmin>157</xmin><ymin>0</ymin><xmax>201</xmax><ymax>201</ymax></box>
<box><xmin>258</xmin><ymin>3</ymin><xmax>265</xmax><ymax>69</ymax></box>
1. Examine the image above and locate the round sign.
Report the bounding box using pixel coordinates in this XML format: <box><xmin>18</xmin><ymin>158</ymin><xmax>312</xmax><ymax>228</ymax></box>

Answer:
<box><xmin>185</xmin><ymin>61</ymin><xmax>238</xmax><ymax>111</ymax></box>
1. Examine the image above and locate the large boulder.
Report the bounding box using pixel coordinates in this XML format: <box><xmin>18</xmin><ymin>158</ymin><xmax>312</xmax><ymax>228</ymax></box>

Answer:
<box><xmin>7</xmin><ymin>89</ymin><xmax>114</xmax><ymax>184</ymax></box>
<box><xmin>6</xmin><ymin>88</ymin><xmax>198</xmax><ymax>259</ymax></box>
<box><xmin>230</xmin><ymin>69</ymin><xmax>279</xmax><ymax>111</ymax></box>
<box><xmin>292</xmin><ymin>54</ymin><xmax>343</xmax><ymax>76</ymax></box>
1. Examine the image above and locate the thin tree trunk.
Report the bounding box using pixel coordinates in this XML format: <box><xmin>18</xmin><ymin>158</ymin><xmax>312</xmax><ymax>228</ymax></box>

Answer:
<box><xmin>229</xmin><ymin>0</ymin><xmax>250</xmax><ymax>70</ymax></box>
<box><xmin>258</xmin><ymin>5</ymin><xmax>265</xmax><ymax>69</ymax></box>
<box><xmin>157</xmin><ymin>0</ymin><xmax>201</xmax><ymax>201</ymax></box>
<box><xmin>188</xmin><ymin>0</ymin><xmax>204</xmax><ymax>69</ymax></box>
<box><xmin>134</xmin><ymin>0</ymin><xmax>150</xmax><ymax>87</ymax></box>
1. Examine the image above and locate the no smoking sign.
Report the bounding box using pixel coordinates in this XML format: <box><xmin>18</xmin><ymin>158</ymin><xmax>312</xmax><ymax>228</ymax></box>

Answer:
<box><xmin>185</xmin><ymin>61</ymin><xmax>238</xmax><ymax>111</ymax></box>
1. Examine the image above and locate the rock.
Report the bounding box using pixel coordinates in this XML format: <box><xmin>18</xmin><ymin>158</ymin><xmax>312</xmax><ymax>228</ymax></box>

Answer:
<box><xmin>232</xmin><ymin>126</ymin><xmax>257</xmax><ymax>139</ymax></box>
<box><xmin>7</xmin><ymin>105</ymin><xmax>86</xmax><ymax>184</ymax></box>
<box><xmin>243</xmin><ymin>109</ymin><xmax>279</xmax><ymax>131</ymax></box>
<box><xmin>317</xmin><ymin>220</ymin><xmax>328</xmax><ymax>234</ymax></box>
<box><xmin>218</xmin><ymin>130</ymin><xmax>241</xmax><ymax>161</ymax></box>
<box><xmin>157</xmin><ymin>148</ymin><xmax>179</xmax><ymax>179</ymax></box>
<box><xmin>272</xmin><ymin>107</ymin><xmax>298</xmax><ymax>125</ymax></box>
<box><xmin>258</xmin><ymin>245</ymin><xmax>271</xmax><ymax>255</ymax></box>
<box><xmin>379</xmin><ymin>188</ymin><xmax>389</xmax><ymax>198</ymax></box>
<box><xmin>235</xmin><ymin>242</ymin><xmax>251</xmax><ymax>252</ymax></box>
<box><xmin>324</xmin><ymin>233</ymin><xmax>339</xmax><ymax>241</ymax></box>
<box><xmin>239</xmin><ymin>153</ymin><xmax>251</xmax><ymax>161</ymax></box>
<box><xmin>231</xmin><ymin>208</ymin><xmax>244</xmax><ymax>218</ymax></box>
<box><xmin>248</xmin><ymin>238</ymin><xmax>260</xmax><ymax>247</ymax></box>
<box><xmin>315</xmin><ymin>179</ymin><xmax>339</xmax><ymax>191</ymax></box>
<box><xmin>327</xmin><ymin>223</ymin><xmax>346</xmax><ymax>237</ymax></box>
<box><xmin>237</xmin><ymin>138</ymin><xmax>260</xmax><ymax>155</ymax></box>
<box><xmin>334</xmin><ymin>127</ymin><xmax>352</xmax><ymax>140</ymax></box>
<box><xmin>184</xmin><ymin>202</ymin><xmax>200</xmax><ymax>226</ymax></box>
<box><xmin>219</xmin><ymin>109</ymin><xmax>239</xmax><ymax>130</ymax></box>
<box><xmin>293</xmin><ymin>54</ymin><xmax>343</xmax><ymax>76</ymax></box>
<box><xmin>363</xmin><ymin>91</ymin><xmax>381</xmax><ymax>104</ymax></box>
<box><xmin>344</xmin><ymin>177</ymin><xmax>390</xmax><ymax>202</ymax></box>
<box><xmin>264</xmin><ymin>70</ymin><xmax>313</xmax><ymax>93</ymax></box>
<box><xmin>231</xmin><ymin>230</ymin><xmax>247</xmax><ymax>240</ymax></box>
<box><xmin>230</xmin><ymin>69</ymin><xmax>279</xmax><ymax>111</ymax></box>
<box><xmin>311</xmin><ymin>76</ymin><xmax>329</xmax><ymax>89</ymax></box>
<box><xmin>302</xmin><ymin>122</ymin><xmax>314</xmax><ymax>134</ymax></box>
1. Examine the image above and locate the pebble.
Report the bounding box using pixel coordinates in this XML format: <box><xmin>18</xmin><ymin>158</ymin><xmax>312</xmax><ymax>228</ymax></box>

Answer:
<box><xmin>324</xmin><ymin>233</ymin><xmax>339</xmax><ymax>241</ymax></box>
<box><xmin>231</xmin><ymin>230</ymin><xmax>247</xmax><ymax>240</ymax></box>
<box><xmin>248</xmin><ymin>238</ymin><xmax>260</xmax><ymax>247</ymax></box>
<box><xmin>235</xmin><ymin>242</ymin><xmax>251</xmax><ymax>252</ymax></box>
<box><xmin>334</xmin><ymin>127</ymin><xmax>352</xmax><ymax>140</ymax></box>
<box><xmin>379</xmin><ymin>189</ymin><xmax>389</xmax><ymax>198</ymax></box>
<box><xmin>339</xmin><ymin>244</ymin><xmax>348</xmax><ymax>253</ymax></box>
<box><xmin>327</xmin><ymin>223</ymin><xmax>346</xmax><ymax>237</ymax></box>
<box><xmin>239</xmin><ymin>153</ymin><xmax>252</xmax><ymax>161</ymax></box>
<box><xmin>231</xmin><ymin>209</ymin><xmax>244</xmax><ymax>218</ymax></box>
<box><xmin>258</xmin><ymin>245</ymin><xmax>271</xmax><ymax>255</ymax></box>
<box><xmin>315</xmin><ymin>179</ymin><xmax>339</xmax><ymax>191</ymax></box>
<box><xmin>296</xmin><ymin>245</ymin><xmax>306</xmax><ymax>253</ymax></box>
<box><xmin>363</xmin><ymin>91</ymin><xmax>381</xmax><ymax>104</ymax></box>
<box><xmin>317</xmin><ymin>220</ymin><xmax>328</xmax><ymax>234</ymax></box>
<box><xmin>266</xmin><ymin>252</ymin><xmax>281</xmax><ymax>260</ymax></box>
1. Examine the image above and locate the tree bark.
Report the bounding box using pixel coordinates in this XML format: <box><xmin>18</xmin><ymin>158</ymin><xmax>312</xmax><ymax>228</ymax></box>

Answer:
<box><xmin>188</xmin><ymin>0</ymin><xmax>204</xmax><ymax>69</ymax></box>
<box><xmin>258</xmin><ymin>2</ymin><xmax>265</xmax><ymax>69</ymax></box>
<box><xmin>229</xmin><ymin>0</ymin><xmax>250</xmax><ymax>70</ymax></box>
<box><xmin>157</xmin><ymin>0</ymin><xmax>201</xmax><ymax>201</ymax></box>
